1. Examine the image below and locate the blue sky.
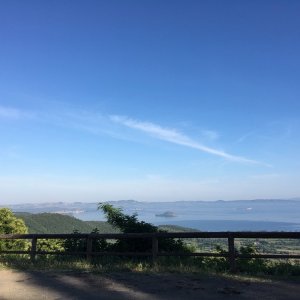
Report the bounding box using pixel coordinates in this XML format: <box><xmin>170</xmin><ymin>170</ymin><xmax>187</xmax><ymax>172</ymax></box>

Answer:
<box><xmin>1</xmin><ymin>0</ymin><xmax>300</xmax><ymax>203</ymax></box>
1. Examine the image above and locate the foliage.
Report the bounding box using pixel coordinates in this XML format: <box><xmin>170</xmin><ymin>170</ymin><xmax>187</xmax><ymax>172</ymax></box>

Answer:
<box><xmin>0</xmin><ymin>208</ymin><xmax>29</xmax><ymax>251</ymax></box>
<box><xmin>98</xmin><ymin>203</ymin><xmax>189</xmax><ymax>253</ymax></box>
<box><xmin>158</xmin><ymin>224</ymin><xmax>199</xmax><ymax>232</ymax></box>
<box><xmin>63</xmin><ymin>229</ymin><xmax>85</xmax><ymax>253</ymax></box>
<box><xmin>37</xmin><ymin>239</ymin><xmax>65</xmax><ymax>253</ymax></box>
<box><xmin>2</xmin><ymin>206</ymin><xmax>299</xmax><ymax>277</ymax></box>
<box><xmin>236</xmin><ymin>244</ymin><xmax>267</xmax><ymax>272</ymax></box>
<box><xmin>64</xmin><ymin>228</ymin><xmax>109</xmax><ymax>254</ymax></box>
<box><xmin>201</xmin><ymin>245</ymin><xmax>228</xmax><ymax>271</ymax></box>
<box><xmin>1</xmin><ymin>254</ymin><xmax>299</xmax><ymax>278</ymax></box>
<box><xmin>17</xmin><ymin>213</ymin><xmax>118</xmax><ymax>234</ymax></box>
<box><xmin>17</xmin><ymin>212</ymin><xmax>197</xmax><ymax>235</ymax></box>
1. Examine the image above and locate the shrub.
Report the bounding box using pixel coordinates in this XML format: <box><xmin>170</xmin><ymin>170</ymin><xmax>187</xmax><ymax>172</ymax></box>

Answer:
<box><xmin>64</xmin><ymin>228</ymin><xmax>109</xmax><ymax>255</ymax></box>
<box><xmin>0</xmin><ymin>208</ymin><xmax>29</xmax><ymax>252</ymax></box>
<box><xmin>98</xmin><ymin>203</ymin><xmax>189</xmax><ymax>253</ymax></box>
<box><xmin>236</xmin><ymin>244</ymin><xmax>267</xmax><ymax>272</ymax></box>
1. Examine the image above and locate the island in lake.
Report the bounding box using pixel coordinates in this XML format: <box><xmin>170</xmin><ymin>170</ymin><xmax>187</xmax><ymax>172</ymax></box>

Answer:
<box><xmin>155</xmin><ymin>211</ymin><xmax>177</xmax><ymax>218</ymax></box>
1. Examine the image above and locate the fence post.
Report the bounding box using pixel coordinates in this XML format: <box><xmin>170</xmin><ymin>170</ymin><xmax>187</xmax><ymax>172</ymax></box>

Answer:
<box><xmin>30</xmin><ymin>237</ymin><xmax>37</xmax><ymax>262</ymax></box>
<box><xmin>228</xmin><ymin>234</ymin><xmax>236</xmax><ymax>273</ymax></box>
<box><xmin>152</xmin><ymin>235</ymin><xmax>158</xmax><ymax>265</ymax></box>
<box><xmin>86</xmin><ymin>235</ymin><xmax>93</xmax><ymax>262</ymax></box>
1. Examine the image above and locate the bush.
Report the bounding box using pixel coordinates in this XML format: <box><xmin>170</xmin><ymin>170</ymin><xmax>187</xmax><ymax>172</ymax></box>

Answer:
<box><xmin>0</xmin><ymin>208</ymin><xmax>29</xmax><ymax>252</ymax></box>
<box><xmin>37</xmin><ymin>239</ymin><xmax>65</xmax><ymax>253</ymax></box>
<box><xmin>236</xmin><ymin>244</ymin><xmax>266</xmax><ymax>273</ymax></box>
<box><xmin>98</xmin><ymin>203</ymin><xmax>189</xmax><ymax>253</ymax></box>
<box><xmin>64</xmin><ymin>228</ymin><xmax>109</xmax><ymax>255</ymax></box>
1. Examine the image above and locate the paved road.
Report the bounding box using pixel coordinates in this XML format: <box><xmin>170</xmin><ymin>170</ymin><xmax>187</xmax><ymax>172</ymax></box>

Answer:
<box><xmin>0</xmin><ymin>269</ymin><xmax>299</xmax><ymax>300</ymax></box>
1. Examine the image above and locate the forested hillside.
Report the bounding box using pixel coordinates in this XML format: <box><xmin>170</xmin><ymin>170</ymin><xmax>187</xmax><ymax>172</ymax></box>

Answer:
<box><xmin>16</xmin><ymin>213</ymin><xmax>118</xmax><ymax>234</ymax></box>
<box><xmin>16</xmin><ymin>212</ymin><xmax>192</xmax><ymax>234</ymax></box>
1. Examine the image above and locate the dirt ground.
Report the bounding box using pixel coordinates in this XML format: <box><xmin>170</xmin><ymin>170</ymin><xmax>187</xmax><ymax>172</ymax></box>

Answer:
<box><xmin>0</xmin><ymin>269</ymin><xmax>299</xmax><ymax>300</ymax></box>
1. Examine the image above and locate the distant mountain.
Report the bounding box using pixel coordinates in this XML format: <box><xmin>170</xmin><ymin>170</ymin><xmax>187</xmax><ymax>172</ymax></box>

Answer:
<box><xmin>8</xmin><ymin>202</ymin><xmax>99</xmax><ymax>214</ymax></box>
<box><xmin>289</xmin><ymin>197</ymin><xmax>300</xmax><ymax>201</ymax></box>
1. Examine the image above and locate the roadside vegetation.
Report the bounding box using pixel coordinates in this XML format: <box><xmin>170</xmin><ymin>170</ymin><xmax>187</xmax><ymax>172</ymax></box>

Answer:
<box><xmin>0</xmin><ymin>206</ymin><xmax>300</xmax><ymax>277</ymax></box>
<box><xmin>0</xmin><ymin>208</ymin><xmax>29</xmax><ymax>252</ymax></box>
<box><xmin>15</xmin><ymin>212</ymin><xmax>118</xmax><ymax>234</ymax></box>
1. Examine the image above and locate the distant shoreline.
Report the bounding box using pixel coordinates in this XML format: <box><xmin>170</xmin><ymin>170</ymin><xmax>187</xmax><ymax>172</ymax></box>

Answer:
<box><xmin>155</xmin><ymin>219</ymin><xmax>300</xmax><ymax>232</ymax></box>
<box><xmin>5</xmin><ymin>199</ymin><xmax>300</xmax><ymax>231</ymax></box>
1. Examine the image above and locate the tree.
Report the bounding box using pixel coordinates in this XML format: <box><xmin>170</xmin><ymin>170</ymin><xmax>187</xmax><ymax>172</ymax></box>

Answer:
<box><xmin>64</xmin><ymin>228</ymin><xmax>109</xmax><ymax>254</ymax></box>
<box><xmin>0</xmin><ymin>208</ymin><xmax>29</xmax><ymax>251</ymax></box>
<box><xmin>98</xmin><ymin>203</ymin><xmax>189</xmax><ymax>253</ymax></box>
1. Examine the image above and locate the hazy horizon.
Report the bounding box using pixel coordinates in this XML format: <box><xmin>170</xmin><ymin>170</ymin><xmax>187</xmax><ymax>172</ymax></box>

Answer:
<box><xmin>3</xmin><ymin>197</ymin><xmax>300</xmax><ymax>206</ymax></box>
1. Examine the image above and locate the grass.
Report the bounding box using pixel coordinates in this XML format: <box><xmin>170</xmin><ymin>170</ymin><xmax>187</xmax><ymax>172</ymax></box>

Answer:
<box><xmin>1</xmin><ymin>254</ymin><xmax>299</xmax><ymax>281</ymax></box>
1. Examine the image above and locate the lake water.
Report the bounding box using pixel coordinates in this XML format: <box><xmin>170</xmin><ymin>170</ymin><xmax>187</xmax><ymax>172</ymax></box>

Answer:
<box><xmin>73</xmin><ymin>201</ymin><xmax>300</xmax><ymax>231</ymax></box>
<box><xmin>9</xmin><ymin>200</ymin><xmax>300</xmax><ymax>232</ymax></box>
<box><xmin>75</xmin><ymin>211</ymin><xmax>300</xmax><ymax>231</ymax></box>
<box><xmin>155</xmin><ymin>220</ymin><xmax>300</xmax><ymax>232</ymax></box>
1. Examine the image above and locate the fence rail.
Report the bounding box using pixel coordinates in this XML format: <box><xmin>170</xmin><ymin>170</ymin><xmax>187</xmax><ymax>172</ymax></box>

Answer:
<box><xmin>1</xmin><ymin>231</ymin><xmax>299</xmax><ymax>272</ymax></box>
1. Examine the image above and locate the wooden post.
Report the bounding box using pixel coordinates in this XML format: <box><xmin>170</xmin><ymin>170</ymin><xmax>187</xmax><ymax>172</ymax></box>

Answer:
<box><xmin>86</xmin><ymin>236</ymin><xmax>93</xmax><ymax>262</ymax></box>
<box><xmin>30</xmin><ymin>237</ymin><xmax>37</xmax><ymax>262</ymax></box>
<box><xmin>152</xmin><ymin>236</ymin><xmax>158</xmax><ymax>265</ymax></box>
<box><xmin>228</xmin><ymin>235</ymin><xmax>236</xmax><ymax>273</ymax></box>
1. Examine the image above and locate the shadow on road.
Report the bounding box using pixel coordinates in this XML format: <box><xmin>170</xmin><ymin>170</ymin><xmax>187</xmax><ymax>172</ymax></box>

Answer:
<box><xmin>1</xmin><ymin>267</ymin><xmax>300</xmax><ymax>299</ymax></box>
<box><xmin>1</xmin><ymin>269</ymin><xmax>156</xmax><ymax>300</ymax></box>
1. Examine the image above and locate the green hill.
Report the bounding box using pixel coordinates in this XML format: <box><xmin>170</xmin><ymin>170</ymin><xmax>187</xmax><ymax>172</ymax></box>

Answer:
<box><xmin>158</xmin><ymin>224</ymin><xmax>199</xmax><ymax>232</ymax></box>
<box><xmin>17</xmin><ymin>213</ymin><xmax>118</xmax><ymax>234</ymax></box>
<box><xmin>16</xmin><ymin>213</ymin><xmax>193</xmax><ymax>234</ymax></box>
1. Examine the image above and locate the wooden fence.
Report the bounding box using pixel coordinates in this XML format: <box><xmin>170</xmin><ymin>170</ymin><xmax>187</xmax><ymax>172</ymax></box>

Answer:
<box><xmin>1</xmin><ymin>232</ymin><xmax>300</xmax><ymax>272</ymax></box>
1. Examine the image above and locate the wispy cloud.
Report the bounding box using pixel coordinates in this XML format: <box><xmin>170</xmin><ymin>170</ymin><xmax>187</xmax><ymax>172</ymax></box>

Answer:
<box><xmin>201</xmin><ymin>130</ymin><xmax>219</xmax><ymax>141</ymax></box>
<box><xmin>235</xmin><ymin>131</ymin><xmax>255</xmax><ymax>144</ymax></box>
<box><xmin>0</xmin><ymin>106</ymin><xmax>21</xmax><ymax>119</ymax></box>
<box><xmin>110</xmin><ymin>115</ymin><xmax>266</xmax><ymax>165</ymax></box>
<box><xmin>0</xmin><ymin>105</ymin><xmax>34</xmax><ymax>120</ymax></box>
<box><xmin>0</xmin><ymin>104</ymin><xmax>268</xmax><ymax>166</ymax></box>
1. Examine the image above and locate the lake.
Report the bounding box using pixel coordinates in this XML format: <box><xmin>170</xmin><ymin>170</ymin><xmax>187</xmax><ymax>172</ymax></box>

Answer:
<box><xmin>8</xmin><ymin>199</ymin><xmax>300</xmax><ymax>231</ymax></box>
